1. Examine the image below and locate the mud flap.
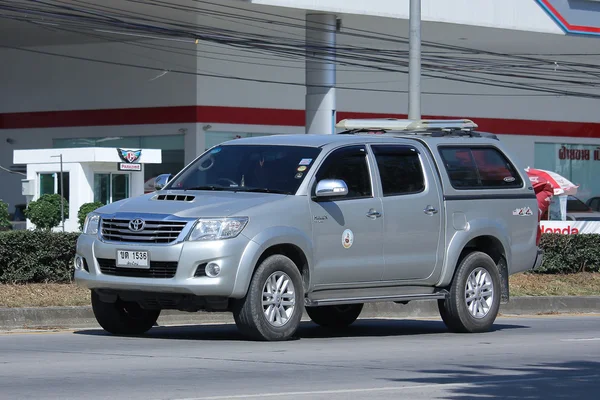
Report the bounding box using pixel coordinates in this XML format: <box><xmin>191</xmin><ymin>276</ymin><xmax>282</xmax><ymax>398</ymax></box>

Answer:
<box><xmin>497</xmin><ymin>257</ymin><xmax>510</xmax><ymax>304</ymax></box>
<box><xmin>532</xmin><ymin>248</ymin><xmax>544</xmax><ymax>271</ymax></box>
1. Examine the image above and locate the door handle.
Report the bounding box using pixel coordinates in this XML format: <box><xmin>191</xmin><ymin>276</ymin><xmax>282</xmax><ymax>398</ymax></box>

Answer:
<box><xmin>424</xmin><ymin>205</ymin><xmax>438</xmax><ymax>215</ymax></box>
<box><xmin>366</xmin><ymin>209</ymin><xmax>382</xmax><ymax>219</ymax></box>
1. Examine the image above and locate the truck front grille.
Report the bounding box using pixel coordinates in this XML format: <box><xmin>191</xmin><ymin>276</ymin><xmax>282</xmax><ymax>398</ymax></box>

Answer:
<box><xmin>100</xmin><ymin>218</ymin><xmax>187</xmax><ymax>244</ymax></box>
<box><xmin>97</xmin><ymin>258</ymin><xmax>178</xmax><ymax>279</ymax></box>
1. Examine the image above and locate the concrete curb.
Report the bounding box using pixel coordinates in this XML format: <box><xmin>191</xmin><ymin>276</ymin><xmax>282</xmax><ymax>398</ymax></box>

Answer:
<box><xmin>1</xmin><ymin>297</ymin><xmax>599</xmax><ymax>331</ymax></box>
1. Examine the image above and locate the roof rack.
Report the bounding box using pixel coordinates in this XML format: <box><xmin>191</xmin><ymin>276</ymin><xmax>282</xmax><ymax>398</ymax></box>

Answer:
<box><xmin>335</xmin><ymin>118</ymin><xmax>478</xmax><ymax>132</ymax></box>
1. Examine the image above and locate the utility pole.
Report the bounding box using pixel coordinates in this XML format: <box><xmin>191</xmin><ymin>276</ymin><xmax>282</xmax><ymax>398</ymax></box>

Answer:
<box><xmin>408</xmin><ymin>0</ymin><xmax>421</xmax><ymax>120</ymax></box>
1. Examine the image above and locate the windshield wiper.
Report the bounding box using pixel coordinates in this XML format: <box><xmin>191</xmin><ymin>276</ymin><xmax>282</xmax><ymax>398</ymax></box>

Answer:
<box><xmin>237</xmin><ymin>188</ymin><xmax>291</xmax><ymax>195</ymax></box>
<box><xmin>184</xmin><ymin>186</ymin><xmax>230</xmax><ymax>191</ymax></box>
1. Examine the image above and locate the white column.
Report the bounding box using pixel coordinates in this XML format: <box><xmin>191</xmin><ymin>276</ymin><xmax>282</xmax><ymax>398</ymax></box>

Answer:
<box><xmin>305</xmin><ymin>13</ymin><xmax>337</xmax><ymax>135</ymax></box>
<box><xmin>184</xmin><ymin>125</ymin><xmax>206</xmax><ymax>165</ymax></box>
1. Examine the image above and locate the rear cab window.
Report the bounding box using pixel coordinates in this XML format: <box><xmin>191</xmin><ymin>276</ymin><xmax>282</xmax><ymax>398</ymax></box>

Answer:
<box><xmin>438</xmin><ymin>146</ymin><xmax>523</xmax><ymax>189</ymax></box>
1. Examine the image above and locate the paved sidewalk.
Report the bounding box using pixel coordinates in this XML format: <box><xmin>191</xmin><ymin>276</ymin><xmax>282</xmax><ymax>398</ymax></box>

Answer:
<box><xmin>1</xmin><ymin>296</ymin><xmax>599</xmax><ymax>331</ymax></box>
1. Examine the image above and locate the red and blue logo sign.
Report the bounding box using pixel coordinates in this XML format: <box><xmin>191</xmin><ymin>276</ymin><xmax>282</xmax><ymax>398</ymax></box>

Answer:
<box><xmin>117</xmin><ymin>148</ymin><xmax>142</xmax><ymax>163</ymax></box>
<box><xmin>536</xmin><ymin>0</ymin><xmax>600</xmax><ymax>36</ymax></box>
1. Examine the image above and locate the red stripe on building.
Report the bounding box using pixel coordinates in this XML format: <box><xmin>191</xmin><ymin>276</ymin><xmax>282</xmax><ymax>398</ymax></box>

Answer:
<box><xmin>1</xmin><ymin>105</ymin><xmax>600</xmax><ymax>138</ymax></box>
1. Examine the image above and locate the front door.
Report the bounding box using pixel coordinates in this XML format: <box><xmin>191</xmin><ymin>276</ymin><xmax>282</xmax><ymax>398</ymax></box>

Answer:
<box><xmin>370</xmin><ymin>144</ymin><xmax>444</xmax><ymax>281</ymax></box>
<box><xmin>309</xmin><ymin>145</ymin><xmax>385</xmax><ymax>286</ymax></box>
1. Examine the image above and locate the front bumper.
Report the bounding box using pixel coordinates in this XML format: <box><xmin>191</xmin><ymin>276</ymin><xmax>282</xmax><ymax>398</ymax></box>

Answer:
<box><xmin>74</xmin><ymin>232</ymin><xmax>254</xmax><ymax>298</ymax></box>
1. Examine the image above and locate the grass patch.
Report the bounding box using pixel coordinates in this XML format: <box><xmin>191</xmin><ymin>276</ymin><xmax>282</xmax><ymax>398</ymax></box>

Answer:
<box><xmin>0</xmin><ymin>273</ymin><xmax>599</xmax><ymax>308</ymax></box>
<box><xmin>509</xmin><ymin>272</ymin><xmax>600</xmax><ymax>297</ymax></box>
<box><xmin>0</xmin><ymin>283</ymin><xmax>90</xmax><ymax>308</ymax></box>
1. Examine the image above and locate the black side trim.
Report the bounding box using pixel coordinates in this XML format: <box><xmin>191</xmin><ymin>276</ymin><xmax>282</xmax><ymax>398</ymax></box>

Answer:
<box><xmin>444</xmin><ymin>193</ymin><xmax>536</xmax><ymax>201</ymax></box>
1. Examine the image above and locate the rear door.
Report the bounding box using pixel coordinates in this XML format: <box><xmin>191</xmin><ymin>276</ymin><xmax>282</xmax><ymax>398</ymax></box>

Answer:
<box><xmin>370</xmin><ymin>143</ymin><xmax>444</xmax><ymax>281</ymax></box>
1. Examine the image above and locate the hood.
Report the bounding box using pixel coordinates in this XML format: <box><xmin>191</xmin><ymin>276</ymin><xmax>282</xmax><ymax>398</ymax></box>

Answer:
<box><xmin>567</xmin><ymin>211</ymin><xmax>600</xmax><ymax>221</ymax></box>
<box><xmin>96</xmin><ymin>190</ymin><xmax>288</xmax><ymax>218</ymax></box>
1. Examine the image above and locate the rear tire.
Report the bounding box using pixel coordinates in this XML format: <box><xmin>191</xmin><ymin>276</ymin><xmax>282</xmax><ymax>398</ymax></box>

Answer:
<box><xmin>91</xmin><ymin>290</ymin><xmax>160</xmax><ymax>335</ymax></box>
<box><xmin>232</xmin><ymin>254</ymin><xmax>304</xmax><ymax>341</ymax></box>
<box><xmin>306</xmin><ymin>304</ymin><xmax>363</xmax><ymax>328</ymax></box>
<box><xmin>438</xmin><ymin>251</ymin><xmax>501</xmax><ymax>333</ymax></box>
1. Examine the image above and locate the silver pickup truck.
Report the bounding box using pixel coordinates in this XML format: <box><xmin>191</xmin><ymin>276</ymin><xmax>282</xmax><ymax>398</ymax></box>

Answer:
<box><xmin>75</xmin><ymin>118</ymin><xmax>543</xmax><ymax>341</ymax></box>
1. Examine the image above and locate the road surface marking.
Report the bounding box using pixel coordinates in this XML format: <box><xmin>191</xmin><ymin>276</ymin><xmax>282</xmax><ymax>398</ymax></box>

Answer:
<box><xmin>169</xmin><ymin>375</ymin><xmax>600</xmax><ymax>400</ymax></box>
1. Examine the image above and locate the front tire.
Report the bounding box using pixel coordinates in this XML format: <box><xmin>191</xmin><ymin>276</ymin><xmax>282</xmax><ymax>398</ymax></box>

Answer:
<box><xmin>306</xmin><ymin>304</ymin><xmax>364</xmax><ymax>328</ymax></box>
<box><xmin>233</xmin><ymin>254</ymin><xmax>304</xmax><ymax>341</ymax></box>
<box><xmin>91</xmin><ymin>290</ymin><xmax>160</xmax><ymax>335</ymax></box>
<box><xmin>438</xmin><ymin>251</ymin><xmax>501</xmax><ymax>333</ymax></box>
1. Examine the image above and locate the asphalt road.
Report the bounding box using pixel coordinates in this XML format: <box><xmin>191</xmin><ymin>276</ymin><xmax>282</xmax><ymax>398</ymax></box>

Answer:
<box><xmin>1</xmin><ymin>315</ymin><xmax>599</xmax><ymax>400</ymax></box>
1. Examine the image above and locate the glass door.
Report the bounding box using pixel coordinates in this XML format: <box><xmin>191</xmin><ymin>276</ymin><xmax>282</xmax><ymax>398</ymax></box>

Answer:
<box><xmin>94</xmin><ymin>173</ymin><xmax>130</xmax><ymax>204</ymax></box>
<box><xmin>111</xmin><ymin>174</ymin><xmax>130</xmax><ymax>202</ymax></box>
<box><xmin>94</xmin><ymin>174</ymin><xmax>110</xmax><ymax>205</ymax></box>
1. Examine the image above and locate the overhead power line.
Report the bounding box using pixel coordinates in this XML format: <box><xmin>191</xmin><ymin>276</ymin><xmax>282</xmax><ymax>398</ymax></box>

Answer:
<box><xmin>1</xmin><ymin>0</ymin><xmax>600</xmax><ymax>99</ymax></box>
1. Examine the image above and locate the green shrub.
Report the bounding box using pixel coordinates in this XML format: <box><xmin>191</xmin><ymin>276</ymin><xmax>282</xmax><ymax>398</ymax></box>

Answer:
<box><xmin>0</xmin><ymin>230</ymin><xmax>598</xmax><ymax>285</ymax></box>
<box><xmin>0</xmin><ymin>200</ymin><xmax>11</xmax><ymax>231</ymax></box>
<box><xmin>78</xmin><ymin>202</ymin><xmax>104</xmax><ymax>230</ymax></box>
<box><xmin>536</xmin><ymin>233</ymin><xmax>600</xmax><ymax>274</ymax></box>
<box><xmin>0</xmin><ymin>230</ymin><xmax>80</xmax><ymax>284</ymax></box>
<box><xmin>24</xmin><ymin>194</ymin><xmax>69</xmax><ymax>230</ymax></box>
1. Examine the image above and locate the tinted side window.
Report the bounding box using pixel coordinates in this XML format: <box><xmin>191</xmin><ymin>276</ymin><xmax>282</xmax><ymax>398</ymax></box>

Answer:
<box><xmin>372</xmin><ymin>145</ymin><xmax>425</xmax><ymax>196</ymax></box>
<box><xmin>315</xmin><ymin>146</ymin><xmax>372</xmax><ymax>199</ymax></box>
<box><xmin>439</xmin><ymin>146</ymin><xmax>522</xmax><ymax>189</ymax></box>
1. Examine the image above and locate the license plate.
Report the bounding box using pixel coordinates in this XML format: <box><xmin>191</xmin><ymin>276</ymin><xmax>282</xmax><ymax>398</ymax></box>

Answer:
<box><xmin>116</xmin><ymin>250</ymin><xmax>149</xmax><ymax>268</ymax></box>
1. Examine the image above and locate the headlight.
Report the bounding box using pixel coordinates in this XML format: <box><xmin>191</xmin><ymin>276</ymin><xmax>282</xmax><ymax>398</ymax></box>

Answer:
<box><xmin>83</xmin><ymin>213</ymin><xmax>100</xmax><ymax>235</ymax></box>
<box><xmin>188</xmin><ymin>217</ymin><xmax>248</xmax><ymax>241</ymax></box>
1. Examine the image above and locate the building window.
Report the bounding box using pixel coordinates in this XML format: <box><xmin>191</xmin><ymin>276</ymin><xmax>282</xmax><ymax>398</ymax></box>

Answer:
<box><xmin>534</xmin><ymin>143</ymin><xmax>600</xmax><ymax>203</ymax></box>
<box><xmin>94</xmin><ymin>173</ymin><xmax>130</xmax><ymax>205</ymax></box>
<box><xmin>39</xmin><ymin>172</ymin><xmax>70</xmax><ymax>202</ymax></box>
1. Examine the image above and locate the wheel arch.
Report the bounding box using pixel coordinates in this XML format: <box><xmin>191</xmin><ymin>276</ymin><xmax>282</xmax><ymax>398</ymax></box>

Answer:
<box><xmin>456</xmin><ymin>235</ymin><xmax>509</xmax><ymax>303</ymax></box>
<box><xmin>439</xmin><ymin>228</ymin><xmax>511</xmax><ymax>303</ymax></box>
<box><xmin>255</xmin><ymin>243</ymin><xmax>310</xmax><ymax>292</ymax></box>
<box><xmin>231</xmin><ymin>227</ymin><xmax>313</xmax><ymax>298</ymax></box>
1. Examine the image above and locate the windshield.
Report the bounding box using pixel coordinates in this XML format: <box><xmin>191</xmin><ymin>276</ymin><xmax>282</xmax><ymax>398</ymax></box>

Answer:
<box><xmin>567</xmin><ymin>196</ymin><xmax>592</xmax><ymax>212</ymax></box>
<box><xmin>166</xmin><ymin>144</ymin><xmax>322</xmax><ymax>195</ymax></box>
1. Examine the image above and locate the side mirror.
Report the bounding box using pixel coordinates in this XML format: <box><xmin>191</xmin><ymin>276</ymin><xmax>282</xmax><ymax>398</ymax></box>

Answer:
<box><xmin>315</xmin><ymin>179</ymin><xmax>348</xmax><ymax>198</ymax></box>
<box><xmin>154</xmin><ymin>174</ymin><xmax>172</xmax><ymax>191</ymax></box>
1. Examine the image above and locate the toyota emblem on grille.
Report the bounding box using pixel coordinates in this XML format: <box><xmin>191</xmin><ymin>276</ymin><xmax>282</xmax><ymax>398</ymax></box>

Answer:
<box><xmin>128</xmin><ymin>219</ymin><xmax>145</xmax><ymax>232</ymax></box>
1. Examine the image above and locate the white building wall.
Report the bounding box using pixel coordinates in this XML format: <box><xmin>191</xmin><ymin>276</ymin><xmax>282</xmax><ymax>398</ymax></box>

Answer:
<box><xmin>0</xmin><ymin>42</ymin><xmax>196</xmax><ymax>113</ymax></box>
<box><xmin>1</xmin><ymin>2</ymin><xmax>600</xmax><ymax>217</ymax></box>
<box><xmin>0</xmin><ymin>123</ymin><xmax>193</xmax><ymax>214</ymax></box>
<box><xmin>21</xmin><ymin>161</ymin><xmax>85</xmax><ymax>231</ymax></box>
<box><xmin>13</xmin><ymin>147</ymin><xmax>159</xmax><ymax>232</ymax></box>
<box><xmin>251</xmin><ymin>0</ymin><xmax>564</xmax><ymax>34</ymax></box>
<box><xmin>21</xmin><ymin>160</ymin><xmax>148</xmax><ymax>232</ymax></box>
<box><xmin>3</xmin><ymin>40</ymin><xmax>598</xmax><ymax>123</ymax></box>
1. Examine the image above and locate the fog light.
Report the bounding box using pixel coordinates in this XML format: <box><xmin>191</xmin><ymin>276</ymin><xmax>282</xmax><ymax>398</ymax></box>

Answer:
<box><xmin>74</xmin><ymin>255</ymin><xmax>84</xmax><ymax>271</ymax></box>
<box><xmin>205</xmin><ymin>262</ymin><xmax>221</xmax><ymax>277</ymax></box>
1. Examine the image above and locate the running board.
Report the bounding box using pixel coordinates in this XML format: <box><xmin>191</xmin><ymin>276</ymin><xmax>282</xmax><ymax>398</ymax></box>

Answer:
<box><xmin>305</xmin><ymin>290</ymin><xmax>449</xmax><ymax>307</ymax></box>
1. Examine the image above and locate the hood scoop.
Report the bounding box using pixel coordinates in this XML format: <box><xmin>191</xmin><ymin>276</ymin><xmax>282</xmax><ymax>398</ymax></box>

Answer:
<box><xmin>153</xmin><ymin>194</ymin><xmax>196</xmax><ymax>202</ymax></box>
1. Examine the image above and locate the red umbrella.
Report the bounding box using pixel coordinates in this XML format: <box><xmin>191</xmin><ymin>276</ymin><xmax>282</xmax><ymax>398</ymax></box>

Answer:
<box><xmin>525</xmin><ymin>167</ymin><xmax>578</xmax><ymax>196</ymax></box>
<box><xmin>530</xmin><ymin>175</ymin><xmax>554</xmax><ymax>245</ymax></box>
